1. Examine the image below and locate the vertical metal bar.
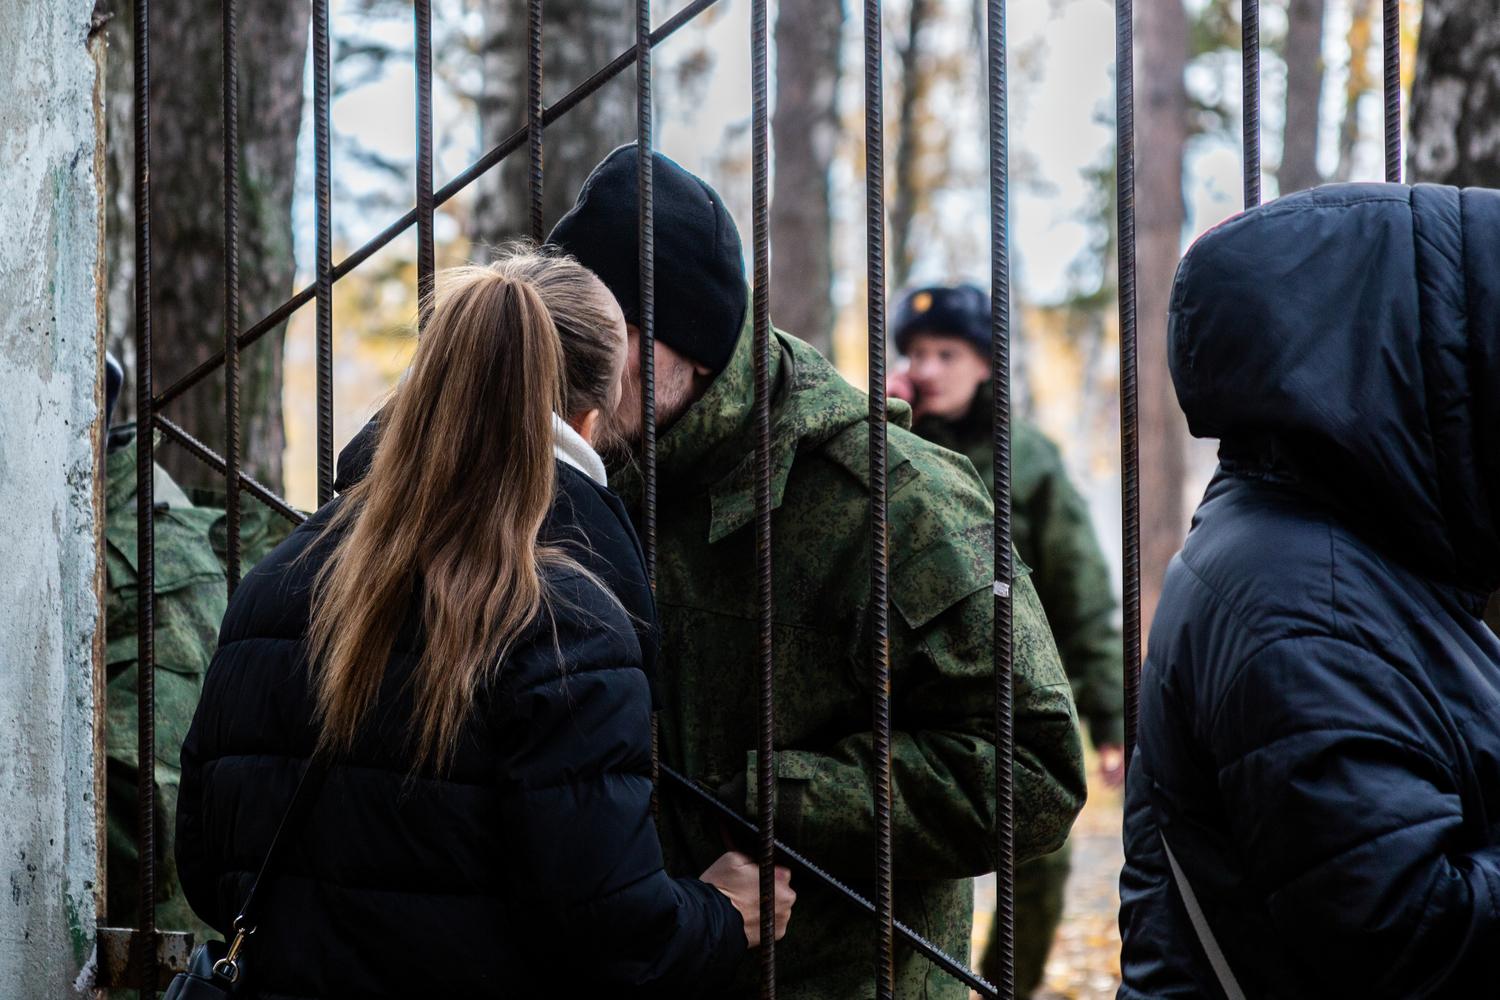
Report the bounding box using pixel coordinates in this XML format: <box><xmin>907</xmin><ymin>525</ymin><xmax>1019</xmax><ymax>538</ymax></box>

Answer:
<box><xmin>636</xmin><ymin>0</ymin><xmax>661</xmax><ymax>818</ymax></box>
<box><xmin>750</xmin><ymin>0</ymin><xmax>776</xmax><ymax>993</ymax></box>
<box><xmin>1242</xmin><ymin>0</ymin><xmax>1261</xmax><ymax>206</ymax></box>
<box><xmin>986</xmin><ymin>0</ymin><xmax>1015</xmax><ymax>995</ymax></box>
<box><xmin>1117</xmin><ymin>0</ymin><xmax>1143</xmax><ymax>776</ymax></box>
<box><xmin>863</xmin><ymin>0</ymin><xmax>894</xmax><ymax>994</ymax></box>
<box><xmin>636</xmin><ymin>4</ymin><xmax>656</xmax><ymax>587</ymax></box>
<box><xmin>133</xmin><ymin>0</ymin><xmax>158</xmax><ymax>989</ymax></box>
<box><xmin>528</xmin><ymin>0</ymin><xmax>545</xmax><ymax>241</ymax></box>
<box><xmin>416</xmin><ymin>0</ymin><xmax>436</xmax><ymax>319</ymax></box>
<box><xmin>1382</xmin><ymin>0</ymin><xmax>1401</xmax><ymax>182</ymax></box>
<box><xmin>223</xmin><ymin>0</ymin><xmax>241</xmax><ymax>593</ymax></box>
<box><xmin>314</xmin><ymin>0</ymin><xmax>334</xmax><ymax>505</ymax></box>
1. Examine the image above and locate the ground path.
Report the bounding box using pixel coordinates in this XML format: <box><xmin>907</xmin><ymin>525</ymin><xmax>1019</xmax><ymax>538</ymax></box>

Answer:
<box><xmin>970</xmin><ymin>767</ymin><xmax>1124</xmax><ymax>1000</ymax></box>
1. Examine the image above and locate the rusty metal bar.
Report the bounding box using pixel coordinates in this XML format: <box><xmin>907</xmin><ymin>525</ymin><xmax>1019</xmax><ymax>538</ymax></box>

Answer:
<box><xmin>313</xmin><ymin>0</ymin><xmax>333</xmax><ymax>505</ymax></box>
<box><xmin>156</xmin><ymin>415</ymin><xmax>306</xmax><ymax>525</ymax></box>
<box><xmin>528</xmin><ymin>0</ymin><xmax>544</xmax><ymax>241</ymax></box>
<box><xmin>1382</xmin><ymin>0</ymin><xmax>1401</xmax><ymax>182</ymax></box>
<box><xmin>636</xmin><ymin>0</ymin><xmax>660</xmax><ymax>816</ymax></box>
<box><xmin>660</xmin><ymin>766</ymin><xmax>1000</xmax><ymax>998</ymax></box>
<box><xmin>95</xmin><ymin>927</ymin><xmax>195</xmax><ymax>990</ymax></box>
<box><xmin>152</xmin><ymin>0</ymin><xmax>725</xmax><ymax>412</ymax></box>
<box><xmin>750</xmin><ymin>0</ymin><xmax>775</xmax><ymax>992</ymax></box>
<box><xmin>987</xmin><ymin>0</ymin><xmax>1015</xmax><ymax>994</ymax></box>
<box><xmin>416</xmin><ymin>0</ymin><xmax>436</xmax><ymax>320</ymax></box>
<box><xmin>1118</xmin><ymin>0</ymin><xmax>1142</xmax><ymax>774</ymax></box>
<box><xmin>863</xmin><ymin>0</ymin><xmax>894</xmax><ymax>994</ymax></box>
<box><xmin>1242</xmin><ymin>0</ymin><xmax>1260</xmax><ymax>206</ymax></box>
<box><xmin>133</xmin><ymin>0</ymin><xmax>157</xmax><ymax>989</ymax></box>
<box><xmin>223</xmin><ymin>0</ymin><xmax>241</xmax><ymax>592</ymax></box>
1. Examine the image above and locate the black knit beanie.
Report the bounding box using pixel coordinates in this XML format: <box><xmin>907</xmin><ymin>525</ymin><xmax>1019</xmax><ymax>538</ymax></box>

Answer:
<box><xmin>547</xmin><ymin>144</ymin><xmax>747</xmax><ymax>374</ymax></box>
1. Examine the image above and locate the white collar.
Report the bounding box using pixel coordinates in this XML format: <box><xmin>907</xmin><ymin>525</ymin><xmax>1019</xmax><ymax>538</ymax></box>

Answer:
<box><xmin>552</xmin><ymin>412</ymin><xmax>608</xmax><ymax>486</ymax></box>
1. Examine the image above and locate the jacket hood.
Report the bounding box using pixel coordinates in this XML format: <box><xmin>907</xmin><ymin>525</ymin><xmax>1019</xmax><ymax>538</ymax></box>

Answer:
<box><xmin>1170</xmin><ymin>183</ymin><xmax>1500</xmax><ymax>592</ymax></box>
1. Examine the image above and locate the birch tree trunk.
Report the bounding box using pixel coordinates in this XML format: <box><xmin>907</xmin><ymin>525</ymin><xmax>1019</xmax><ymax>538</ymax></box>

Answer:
<box><xmin>1407</xmin><ymin>0</ymin><xmax>1500</xmax><ymax>187</ymax></box>
<box><xmin>104</xmin><ymin>0</ymin><xmax>306</xmax><ymax>490</ymax></box>
<box><xmin>1278</xmin><ymin>0</ymin><xmax>1327</xmax><ymax>194</ymax></box>
<box><xmin>1136</xmin><ymin>0</ymin><xmax>1190</xmax><ymax>630</ymax></box>
<box><xmin>769</xmin><ymin>0</ymin><xmax>844</xmax><ymax>354</ymax></box>
<box><xmin>474</xmin><ymin>0</ymin><xmax>634</xmax><ymax>246</ymax></box>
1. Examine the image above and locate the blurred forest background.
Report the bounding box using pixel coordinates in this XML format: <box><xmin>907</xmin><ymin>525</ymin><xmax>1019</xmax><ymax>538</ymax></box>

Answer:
<box><xmin>96</xmin><ymin>0</ymin><xmax>1500</xmax><ymax>992</ymax></box>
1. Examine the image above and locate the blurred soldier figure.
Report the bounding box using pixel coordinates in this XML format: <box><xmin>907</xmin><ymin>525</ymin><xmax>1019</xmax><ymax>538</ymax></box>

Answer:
<box><xmin>102</xmin><ymin>355</ymin><xmax>288</xmax><ymax>939</ymax></box>
<box><xmin>550</xmin><ymin>145</ymin><xmax>1086</xmax><ymax>1000</ymax></box>
<box><xmin>888</xmin><ymin>285</ymin><xmax>1125</xmax><ymax>997</ymax></box>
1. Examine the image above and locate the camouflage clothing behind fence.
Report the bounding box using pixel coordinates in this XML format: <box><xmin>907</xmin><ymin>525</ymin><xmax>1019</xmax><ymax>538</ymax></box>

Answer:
<box><xmin>104</xmin><ymin>427</ymin><xmax>293</xmax><ymax>938</ymax></box>
<box><xmin>912</xmin><ymin>381</ymin><xmax>1125</xmax><ymax>747</ymax></box>
<box><xmin>612</xmin><ymin>324</ymin><xmax>1086</xmax><ymax>1000</ymax></box>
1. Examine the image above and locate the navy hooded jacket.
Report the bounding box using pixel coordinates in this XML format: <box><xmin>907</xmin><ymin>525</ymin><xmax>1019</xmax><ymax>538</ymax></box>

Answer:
<box><xmin>176</xmin><ymin>424</ymin><xmax>745</xmax><ymax>998</ymax></box>
<box><xmin>1119</xmin><ymin>184</ymin><xmax>1500</xmax><ymax>998</ymax></box>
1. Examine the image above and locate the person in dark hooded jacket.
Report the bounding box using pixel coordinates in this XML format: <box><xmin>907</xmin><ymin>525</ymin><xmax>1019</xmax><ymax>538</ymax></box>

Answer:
<box><xmin>1119</xmin><ymin>183</ymin><xmax>1500</xmax><ymax>998</ymax></box>
<box><xmin>176</xmin><ymin>247</ymin><xmax>793</xmax><ymax>999</ymax></box>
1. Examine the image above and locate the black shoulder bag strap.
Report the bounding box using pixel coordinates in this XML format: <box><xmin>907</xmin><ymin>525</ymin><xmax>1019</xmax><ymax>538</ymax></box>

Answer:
<box><xmin>211</xmin><ymin>753</ymin><xmax>333</xmax><ymax>984</ymax></box>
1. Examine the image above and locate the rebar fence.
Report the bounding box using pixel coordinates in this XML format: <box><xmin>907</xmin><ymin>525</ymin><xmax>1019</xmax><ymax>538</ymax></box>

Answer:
<box><xmin>102</xmin><ymin>0</ymin><xmax>1409</xmax><ymax>995</ymax></box>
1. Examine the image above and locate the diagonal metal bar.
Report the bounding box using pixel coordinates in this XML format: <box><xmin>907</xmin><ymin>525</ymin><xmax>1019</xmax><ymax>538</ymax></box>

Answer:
<box><xmin>1242</xmin><ymin>0</ymin><xmax>1260</xmax><ymax>206</ymax></box>
<box><xmin>156</xmin><ymin>416</ymin><xmax>307</xmax><ymax>526</ymax></box>
<box><xmin>1382</xmin><ymin>0</ymin><xmax>1401</xmax><ymax>182</ymax></box>
<box><xmin>1118</xmin><ymin>0</ymin><xmax>1143</xmax><ymax>774</ymax></box>
<box><xmin>987</xmin><ymin>0</ymin><xmax>1015</xmax><ymax>994</ymax></box>
<box><xmin>223</xmin><ymin>0</ymin><xmax>242</xmax><ymax>593</ymax></box>
<box><xmin>154</xmin><ymin>0</ymin><xmax>726</xmax><ymax>412</ymax></box>
<box><xmin>133</xmin><ymin>0</ymin><xmax>157</xmax><ymax>990</ymax></box>
<box><xmin>863</xmin><ymin>0</ymin><xmax>894</xmax><ymax>994</ymax></box>
<box><xmin>750</xmin><ymin>0</ymin><xmax>776</xmax><ymax>992</ymax></box>
<box><xmin>659</xmin><ymin>766</ymin><xmax>999</xmax><ymax>999</ymax></box>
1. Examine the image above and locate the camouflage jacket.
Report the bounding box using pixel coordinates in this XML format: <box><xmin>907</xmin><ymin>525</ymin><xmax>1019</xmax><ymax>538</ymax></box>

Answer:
<box><xmin>104</xmin><ymin>427</ymin><xmax>293</xmax><ymax>937</ymax></box>
<box><xmin>913</xmin><ymin>383</ymin><xmax>1126</xmax><ymax>747</ymax></box>
<box><xmin>612</xmin><ymin>327</ymin><xmax>1086</xmax><ymax>1000</ymax></box>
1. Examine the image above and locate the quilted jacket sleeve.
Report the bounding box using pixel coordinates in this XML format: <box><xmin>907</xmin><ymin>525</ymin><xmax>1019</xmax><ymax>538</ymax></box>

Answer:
<box><xmin>494</xmin><ymin>608</ymin><xmax>747</xmax><ymax>996</ymax></box>
<box><xmin>1210</xmin><ymin>635</ymin><xmax>1500</xmax><ymax>997</ymax></box>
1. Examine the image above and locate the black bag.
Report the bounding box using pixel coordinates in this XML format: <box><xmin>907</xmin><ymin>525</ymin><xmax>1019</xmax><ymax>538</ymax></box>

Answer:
<box><xmin>164</xmin><ymin>756</ymin><xmax>330</xmax><ymax>999</ymax></box>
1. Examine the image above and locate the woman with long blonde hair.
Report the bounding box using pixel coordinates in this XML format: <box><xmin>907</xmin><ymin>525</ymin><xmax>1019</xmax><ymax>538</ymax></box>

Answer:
<box><xmin>175</xmin><ymin>246</ymin><xmax>792</xmax><ymax>998</ymax></box>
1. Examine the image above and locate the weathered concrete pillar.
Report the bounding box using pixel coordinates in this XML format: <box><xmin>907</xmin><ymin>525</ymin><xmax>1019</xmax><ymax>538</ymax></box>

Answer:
<box><xmin>0</xmin><ymin>0</ymin><xmax>107</xmax><ymax>994</ymax></box>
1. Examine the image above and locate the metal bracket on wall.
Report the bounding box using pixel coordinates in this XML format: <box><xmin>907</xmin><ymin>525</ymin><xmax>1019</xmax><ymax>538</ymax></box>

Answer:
<box><xmin>94</xmin><ymin>927</ymin><xmax>195</xmax><ymax>989</ymax></box>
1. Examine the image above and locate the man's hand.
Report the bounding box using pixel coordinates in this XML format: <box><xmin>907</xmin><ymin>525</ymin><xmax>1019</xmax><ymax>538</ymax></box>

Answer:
<box><xmin>700</xmin><ymin>851</ymin><xmax>795</xmax><ymax>949</ymax></box>
<box><xmin>1098</xmin><ymin>743</ymin><xmax>1125</xmax><ymax>789</ymax></box>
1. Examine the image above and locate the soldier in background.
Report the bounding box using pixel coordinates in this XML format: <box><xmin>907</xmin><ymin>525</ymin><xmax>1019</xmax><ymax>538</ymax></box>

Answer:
<box><xmin>550</xmin><ymin>145</ymin><xmax>1086</xmax><ymax>1000</ymax></box>
<box><xmin>887</xmin><ymin>285</ymin><xmax>1125</xmax><ymax>997</ymax></box>
<box><xmin>102</xmin><ymin>355</ymin><xmax>289</xmax><ymax>940</ymax></box>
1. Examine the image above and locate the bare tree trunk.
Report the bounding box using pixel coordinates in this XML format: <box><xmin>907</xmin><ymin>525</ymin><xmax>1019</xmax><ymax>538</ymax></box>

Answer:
<box><xmin>1334</xmin><ymin>0</ymin><xmax>1376</xmax><ymax>182</ymax></box>
<box><xmin>474</xmin><ymin>0</ymin><xmax>634</xmax><ymax>247</ymax></box>
<box><xmin>1136</xmin><ymin>0</ymin><xmax>1190</xmax><ymax>631</ymax></box>
<box><xmin>104</xmin><ymin>0</ymin><xmax>306</xmax><ymax>491</ymax></box>
<box><xmin>769</xmin><ymin>0</ymin><xmax>844</xmax><ymax>354</ymax></box>
<box><xmin>1407</xmin><ymin>0</ymin><xmax>1500</xmax><ymax>186</ymax></box>
<box><xmin>890</xmin><ymin>0</ymin><xmax>929</xmax><ymax>291</ymax></box>
<box><xmin>1278</xmin><ymin>0</ymin><xmax>1327</xmax><ymax>194</ymax></box>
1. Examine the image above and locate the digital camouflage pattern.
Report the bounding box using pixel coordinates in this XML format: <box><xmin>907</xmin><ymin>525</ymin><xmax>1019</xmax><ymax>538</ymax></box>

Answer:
<box><xmin>912</xmin><ymin>381</ymin><xmax>1123</xmax><ymax>996</ymax></box>
<box><xmin>611</xmin><ymin>324</ymin><xmax>1086</xmax><ymax>1000</ymax></box>
<box><xmin>912</xmin><ymin>381</ymin><xmax>1125</xmax><ymax>748</ymax></box>
<box><xmin>104</xmin><ymin>427</ymin><xmax>294</xmax><ymax>939</ymax></box>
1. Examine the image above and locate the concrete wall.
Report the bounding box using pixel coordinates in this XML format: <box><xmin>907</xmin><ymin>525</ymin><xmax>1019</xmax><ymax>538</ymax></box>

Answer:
<box><xmin>0</xmin><ymin>0</ymin><xmax>107</xmax><ymax>994</ymax></box>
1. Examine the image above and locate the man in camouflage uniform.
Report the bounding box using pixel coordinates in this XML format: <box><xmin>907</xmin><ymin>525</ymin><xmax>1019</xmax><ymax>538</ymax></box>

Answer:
<box><xmin>550</xmin><ymin>146</ymin><xmax>1086</xmax><ymax>999</ymax></box>
<box><xmin>888</xmin><ymin>284</ymin><xmax>1125</xmax><ymax>997</ymax></box>
<box><xmin>102</xmin><ymin>357</ymin><xmax>291</xmax><ymax>940</ymax></box>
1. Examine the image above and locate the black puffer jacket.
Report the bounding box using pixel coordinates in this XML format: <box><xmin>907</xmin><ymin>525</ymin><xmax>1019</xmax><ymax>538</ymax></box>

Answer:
<box><xmin>176</xmin><ymin>424</ymin><xmax>745</xmax><ymax>999</ymax></box>
<box><xmin>1119</xmin><ymin>184</ymin><xmax>1500</xmax><ymax>998</ymax></box>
